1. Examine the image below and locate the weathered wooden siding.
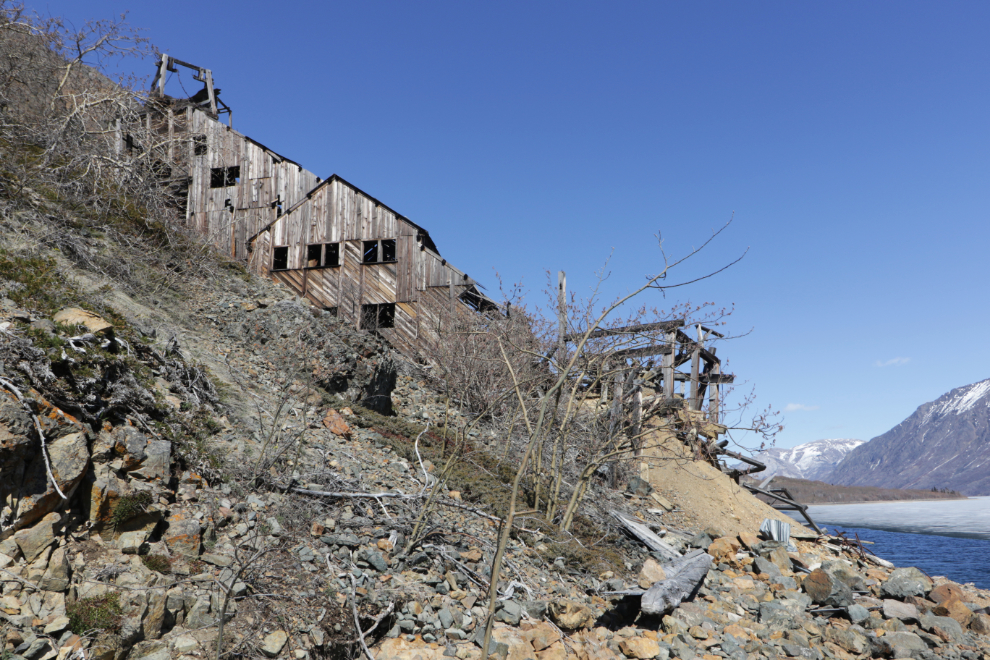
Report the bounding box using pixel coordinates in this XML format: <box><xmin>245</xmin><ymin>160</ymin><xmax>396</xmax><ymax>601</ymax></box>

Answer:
<box><xmin>154</xmin><ymin>101</ymin><xmax>493</xmax><ymax>358</ymax></box>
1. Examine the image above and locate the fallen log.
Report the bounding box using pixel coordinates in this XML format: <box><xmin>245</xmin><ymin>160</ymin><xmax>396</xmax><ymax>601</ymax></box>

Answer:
<box><xmin>603</xmin><ymin>549</ymin><xmax>714</xmax><ymax>615</ymax></box>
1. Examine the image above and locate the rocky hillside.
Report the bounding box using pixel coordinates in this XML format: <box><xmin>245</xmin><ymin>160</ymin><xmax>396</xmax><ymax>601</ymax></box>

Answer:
<box><xmin>827</xmin><ymin>379</ymin><xmax>990</xmax><ymax>495</ymax></box>
<box><xmin>749</xmin><ymin>440</ymin><xmax>864</xmax><ymax>481</ymax></box>
<box><xmin>2</xmin><ymin>10</ymin><xmax>990</xmax><ymax>660</ymax></box>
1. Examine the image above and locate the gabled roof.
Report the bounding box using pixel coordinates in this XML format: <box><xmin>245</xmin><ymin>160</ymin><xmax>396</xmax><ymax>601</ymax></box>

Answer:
<box><xmin>248</xmin><ymin>173</ymin><xmax>440</xmax><ymax>254</ymax></box>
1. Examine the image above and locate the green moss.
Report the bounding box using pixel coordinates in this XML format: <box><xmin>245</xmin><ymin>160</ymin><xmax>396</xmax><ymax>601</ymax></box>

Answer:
<box><xmin>110</xmin><ymin>491</ymin><xmax>152</xmax><ymax>527</ymax></box>
<box><xmin>67</xmin><ymin>593</ymin><xmax>123</xmax><ymax>635</ymax></box>
<box><xmin>141</xmin><ymin>554</ymin><xmax>172</xmax><ymax>574</ymax></box>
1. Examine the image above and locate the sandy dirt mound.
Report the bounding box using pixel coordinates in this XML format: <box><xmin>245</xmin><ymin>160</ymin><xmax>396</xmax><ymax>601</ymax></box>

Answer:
<box><xmin>640</xmin><ymin>432</ymin><xmax>818</xmax><ymax>539</ymax></box>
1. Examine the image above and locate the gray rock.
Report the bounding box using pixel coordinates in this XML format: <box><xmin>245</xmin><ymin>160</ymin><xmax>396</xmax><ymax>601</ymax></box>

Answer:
<box><xmin>14</xmin><ymin>514</ymin><xmax>58</xmax><ymax>562</ymax></box>
<box><xmin>627</xmin><ymin>476</ymin><xmax>652</xmax><ymax>497</ymax></box>
<box><xmin>753</xmin><ymin>557</ymin><xmax>781</xmax><ymax>577</ymax></box>
<box><xmin>823</xmin><ymin>575</ymin><xmax>854</xmax><ymax>607</ymax></box>
<box><xmin>200</xmin><ymin>553</ymin><xmax>233</xmax><ymax>567</ymax></box>
<box><xmin>822</xmin><ymin>560</ymin><xmax>867</xmax><ymax>591</ymax></box>
<box><xmin>846</xmin><ymin>604</ymin><xmax>870</xmax><ymax>624</ymax></box>
<box><xmin>20</xmin><ymin>637</ymin><xmax>53</xmax><ymax>660</ymax></box>
<box><xmin>494</xmin><ymin>600</ymin><xmax>522</xmax><ymax>625</ymax></box>
<box><xmin>38</xmin><ymin>546</ymin><xmax>70</xmax><ymax>591</ymax></box>
<box><xmin>522</xmin><ymin>600</ymin><xmax>548</xmax><ymax>620</ymax></box>
<box><xmin>398</xmin><ymin>619</ymin><xmax>415</xmax><ymax>633</ymax></box>
<box><xmin>446</xmin><ymin>629</ymin><xmax>467</xmax><ymax>640</ymax></box>
<box><xmin>472</xmin><ymin>627</ymin><xmax>509</xmax><ymax>658</ymax></box>
<box><xmin>129</xmin><ymin>641</ymin><xmax>170</xmax><ymax>660</ymax></box>
<box><xmin>321</xmin><ymin>533</ymin><xmax>360</xmax><ymax>548</ymax></box>
<box><xmin>881</xmin><ymin>567</ymin><xmax>933</xmax><ymax>599</ymax></box>
<box><xmin>261</xmin><ymin>630</ymin><xmax>288</xmax><ymax>657</ymax></box>
<box><xmin>758</xmin><ymin>600</ymin><xmax>804</xmax><ymax>629</ymax></box>
<box><xmin>919</xmin><ymin>613</ymin><xmax>964</xmax><ymax>641</ymax></box>
<box><xmin>870</xmin><ymin>631</ymin><xmax>927</xmax><ymax>658</ymax></box>
<box><xmin>185</xmin><ymin>597</ymin><xmax>213</xmax><ymax>629</ymax></box>
<box><xmin>438</xmin><ymin>608</ymin><xmax>454</xmax><ymax>629</ymax></box>
<box><xmin>883</xmin><ymin>599</ymin><xmax>920</xmax><ymax>622</ymax></box>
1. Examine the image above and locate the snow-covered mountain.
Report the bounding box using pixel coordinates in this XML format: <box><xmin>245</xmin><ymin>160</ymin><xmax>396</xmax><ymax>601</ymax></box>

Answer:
<box><xmin>750</xmin><ymin>438</ymin><xmax>865</xmax><ymax>481</ymax></box>
<box><xmin>826</xmin><ymin>378</ymin><xmax>990</xmax><ymax>495</ymax></box>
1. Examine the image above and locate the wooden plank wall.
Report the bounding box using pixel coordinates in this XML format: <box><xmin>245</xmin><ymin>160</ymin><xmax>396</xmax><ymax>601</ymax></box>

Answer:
<box><xmin>156</xmin><ymin>103</ymin><xmax>489</xmax><ymax>357</ymax></box>
<box><xmin>162</xmin><ymin>106</ymin><xmax>319</xmax><ymax>259</ymax></box>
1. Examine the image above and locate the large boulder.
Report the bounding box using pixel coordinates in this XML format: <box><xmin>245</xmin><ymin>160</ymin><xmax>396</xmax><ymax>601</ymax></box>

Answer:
<box><xmin>0</xmin><ymin>394</ymin><xmax>89</xmax><ymax>530</ymax></box>
<box><xmin>881</xmin><ymin>567</ymin><xmax>933</xmax><ymax>599</ymax></box>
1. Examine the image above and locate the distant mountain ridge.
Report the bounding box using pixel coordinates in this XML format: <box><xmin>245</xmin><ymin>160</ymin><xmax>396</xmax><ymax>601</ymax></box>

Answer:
<box><xmin>749</xmin><ymin>438</ymin><xmax>864</xmax><ymax>480</ymax></box>
<box><xmin>825</xmin><ymin>378</ymin><xmax>990</xmax><ymax>495</ymax></box>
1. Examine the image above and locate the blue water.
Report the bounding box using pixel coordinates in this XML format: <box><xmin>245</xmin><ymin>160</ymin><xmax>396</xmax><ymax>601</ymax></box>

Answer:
<box><xmin>804</xmin><ymin>497</ymin><xmax>990</xmax><ymax>590</ymax></box>
<box><xmin>822</xmin><ymin>525</ymin><xmax>990</xmax><ymax>590</ymax></box>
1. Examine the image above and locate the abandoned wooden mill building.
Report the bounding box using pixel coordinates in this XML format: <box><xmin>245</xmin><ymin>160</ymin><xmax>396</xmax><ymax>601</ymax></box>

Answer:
<box><xmin>143</xmin><ymin>56</ymin><xmax>495</xmax><ymax>355</ymax></box>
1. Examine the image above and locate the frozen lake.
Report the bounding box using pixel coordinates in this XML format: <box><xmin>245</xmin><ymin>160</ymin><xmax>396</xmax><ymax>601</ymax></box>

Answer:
<box><xmin>806</xmin><ymin>496</ymin><xmax>990</xmax><ymax>540</ymax></box>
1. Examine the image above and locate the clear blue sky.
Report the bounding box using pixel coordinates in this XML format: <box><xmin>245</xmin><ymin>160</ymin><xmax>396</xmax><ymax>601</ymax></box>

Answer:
<box><xmin>45</xmin><ymin>1</ymin><xmax>990</xmax><ymax>451</ymax></box>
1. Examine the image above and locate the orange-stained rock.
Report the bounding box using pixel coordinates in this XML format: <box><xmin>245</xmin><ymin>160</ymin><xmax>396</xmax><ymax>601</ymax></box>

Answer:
<box><xmin>637</xmin><ymin>558</ymin><xmax>667</xmax><ymax>589</ymax></box>
<box><xmin>708</xmin><ymin>536</ymin><xmax>740</xmax><ymax>562</ymax></box>
<box><xmin>375</xmin><ymin>637</ymin><xmax>446</xmax><ymax>660</ymax></box>
<box><xmin>163</xmin><ymin>511</ymin><xmax>201</xmax><ymax>557</ymax></box>
<box><xmin>738</xmin><ymin>531</ymin><xmax>761</xmax><ymax>550</ymax></box>
<box><xmin>492</xmin><ymin>624</ymin><xmax>536</xmax><ymax>660</ymax></box>
<box><xmin>932</xmin><ymin>597</ymin><xmax>973</xmax><ymax>626</ymax></box>
<box><xmin>535</xmin><ymin>641</ymin><xmax>568</xmax><ymax>660</ymax></box>
<box><xmin>929</xmin><ymin>583</ymin><xmax>966</xmax><ymax>604</ymax></box>
<box><xmin>618</xmin><ymin>637</ymin><xmax>661</xmax><ymax>659</ymax></box>
<box><xmin>522</xmin><ymin>622</ymin><xmax>558</xmax><ymax>652</ymax></box>
<box><xmin>722</xmin><ymin>624</ymin><xmax>750</xmax><ymax>640</ymax></box>
<box><xmin>322</xmin><ymin>410</ymin><xmax>351</xmax><ymax>437</ymax></box>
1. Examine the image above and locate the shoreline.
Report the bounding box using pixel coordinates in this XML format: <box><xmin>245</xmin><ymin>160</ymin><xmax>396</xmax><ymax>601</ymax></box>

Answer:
<box><xmin>805</xmin><ymin>496</ymin><xmax>971</xmax><ymax>506</ymax></box>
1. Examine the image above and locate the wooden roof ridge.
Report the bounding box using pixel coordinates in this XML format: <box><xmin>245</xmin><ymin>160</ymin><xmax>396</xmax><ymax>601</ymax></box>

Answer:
<box><xmin>247</xmin><ymin>173</ymin><xmax>440</xmax><ymax>254</ymax></box>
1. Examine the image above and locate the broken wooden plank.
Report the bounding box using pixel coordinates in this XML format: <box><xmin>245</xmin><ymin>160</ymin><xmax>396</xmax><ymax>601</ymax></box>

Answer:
<box><xmin>611</xmin><ymin>511</ymin><xmax>681</xmax><ymax>560</ymax></box>
<box><xmin>641</xmin><ymin>551</ymin><xmax>713</xmax><ymax>614</ymax></box>
<box><xmin>601</xmin><ymin>548</ymin><xmax>713</xmax><ymax>615</ymax></box>
<box><xmin>564</xmin><ymin>320</ymin><xmax>684</xmax><ymax>343</ymax></box>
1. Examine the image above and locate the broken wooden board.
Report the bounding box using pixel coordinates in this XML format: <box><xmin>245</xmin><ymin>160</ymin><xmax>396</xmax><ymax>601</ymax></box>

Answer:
<box><xmin>602</xmin><ymin>548</ymin><xmax>714</xmax><ymax>615</ymax></box>
<box><xmin>612</xmin><ymin>511</ymin><xmax>680</xmax><ymax>560</ymax></box>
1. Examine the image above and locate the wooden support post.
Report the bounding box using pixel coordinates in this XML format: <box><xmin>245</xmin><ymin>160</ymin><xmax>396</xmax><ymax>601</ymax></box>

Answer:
<box><xmin>448</xmin><ymin>272</ymin><xmax>454</xmax><ymax>316</ymax></box>
<box><xmin>204</xmin><ymin>69</ymin><xmax>217</xmax><ymax>117</ymax></box>
<box><xmin>557</xmin><ymin>271</ymin><xmax>566</xmax><ymax>368</ymax></box>
<box><xmin>631</xmin><ymin>389</ymin><xmax>642</xmax><ymax>456</ymax></box>
<box><xmin>710</xmin><ymin>361</ymin><xmax>721</xmax><ymax>423</ymax></box>
<box><xmin>609</xmin><ymin>367</ymin><xmax>626</xmax><ymax>488</ymax></box>
<box><xmin>662</xmin><ymin>330</ymin><xmax>675</xmax><ymax>400</ymax></box>
<box><xmin>690</xmin><ymin>324</ymin><xmax>701</xmax><ymax>410</ymax></box>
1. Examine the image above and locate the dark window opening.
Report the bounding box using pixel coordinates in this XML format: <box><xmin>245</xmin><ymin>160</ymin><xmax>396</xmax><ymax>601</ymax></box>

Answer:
<box><xmin>381</xmin><ymin>239</ymin><xmax>396</xmax><ymax>263</ymax></box>
<box><xmin>361</xmin><ymin>303</ymin><xmax>395</xmax><ymax>330</ymax></box>
<box><xmin>210</xmin><ymin>166</ymin><xmax>240</xmax><ymax>188</ymax></box>
<box><xmin>272</xmin><ymin>196</ymin><xmax>283</xmax><ymax>217</ymax></box>
<box><xmin>192</xmin><ymin>134</ymin><xmax>207</xmax><ymax>156</ymax></box>
<box><xmin>362</xmin><ymin>239</ymin><xmax>397</xmax><ymax>264</ymax></box>
<box><xmin>307</xmin><ymin>244</ymin><xmax>322</xmax><ymax>268</ymax></box>
<box><xmin>305</xmin><ymin>243</ymin><xmax>340</xmax><ymax>268</ymax></box>
<box><xmin>272</xmin><ymin>246</ymin><xmax>288</xmax><ymax>271</ymax></box>
<box><xmin>363</xmin><ymin>240</ymin><xmax>379</xmax><ymax>264</ymax></box>
<box><xmin>325</xmin><ymin>243</ymin><xmax>339</xmax><ymax>267</ymax></box>
<box><xmin>324</xmin><ymin>306</ymin><xmax>338</xmax><ymax>317</ymax></box>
